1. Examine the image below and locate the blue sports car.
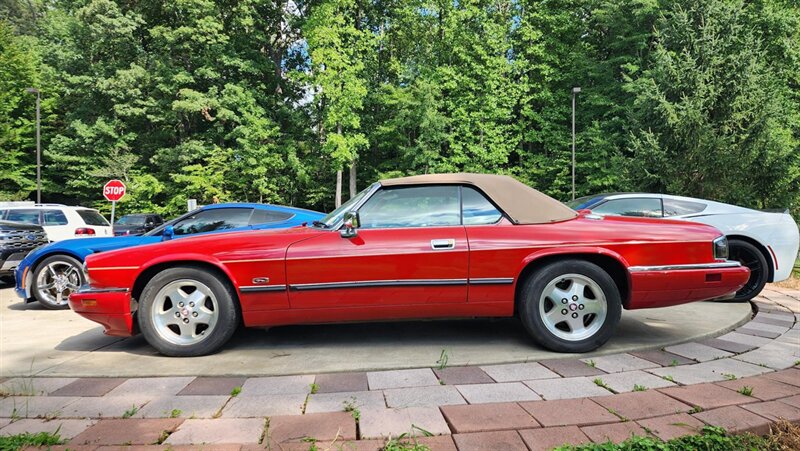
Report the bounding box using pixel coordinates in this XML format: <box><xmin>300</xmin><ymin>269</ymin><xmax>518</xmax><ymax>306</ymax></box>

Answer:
<box><xmin>15</xmin><ymin>202</ymin><xmax>323</xmax><ymax>309</ymax></box>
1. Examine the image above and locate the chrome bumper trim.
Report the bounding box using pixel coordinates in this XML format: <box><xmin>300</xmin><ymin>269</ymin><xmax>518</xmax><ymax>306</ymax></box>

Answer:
<box><xmin>76</xmin><ymin>286</ymin><xmax>130</xmax><ymax>294</ymax></box>
<box><xmin>628</xmin><ymin>261</ymin><xmax>742</xmax><ymax>273</ymax></box>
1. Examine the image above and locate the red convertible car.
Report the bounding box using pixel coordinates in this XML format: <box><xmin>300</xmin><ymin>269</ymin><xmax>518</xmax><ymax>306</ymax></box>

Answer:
<box><xmin>70</xmin><ymin>174</ymin><xmax>749</xmax><ymax>356</ymax></box>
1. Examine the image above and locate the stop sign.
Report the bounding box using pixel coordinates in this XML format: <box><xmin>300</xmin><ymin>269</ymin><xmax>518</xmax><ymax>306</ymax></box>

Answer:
<box><xmin>103</xmin><ymin>179</ymin><xmax>126</xmax><ymax>202</ymax></box>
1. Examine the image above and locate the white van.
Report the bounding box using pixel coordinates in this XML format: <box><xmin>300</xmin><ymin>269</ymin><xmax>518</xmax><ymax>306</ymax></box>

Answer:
<box><xmin>0</xmin><ymin>204</ymin><xmax>113</xmax><ymax>241</ymax></box>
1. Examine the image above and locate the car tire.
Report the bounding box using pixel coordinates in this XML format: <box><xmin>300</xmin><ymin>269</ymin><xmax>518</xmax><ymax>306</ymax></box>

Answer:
<box><xmin>138</xmin><ymin>266</ymin><xmax>240</xmax><ymax>357</ymax></box>
<box><xmin>519</xmin><ymin>259</ymin><xmax>622</xmax><ymax>353</ymax></box>
<box><xmin>726</xmin><ymin>239</ymin><xmax>769</xmax><ymax>302</ymax></box>
<box><xmin>32</xmin><ymin>255</ymin><xmax>85</xmax><ymax>310</ymax></box>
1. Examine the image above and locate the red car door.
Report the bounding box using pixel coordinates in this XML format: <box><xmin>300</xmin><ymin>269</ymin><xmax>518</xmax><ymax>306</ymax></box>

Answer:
<box><xmin>285</xmin><ymin>185</ymin><xmax>469</xmax><ymax>309</ymax></box>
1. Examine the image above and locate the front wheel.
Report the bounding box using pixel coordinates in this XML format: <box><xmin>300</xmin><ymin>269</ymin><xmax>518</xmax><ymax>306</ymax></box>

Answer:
<box><xmin>32</xmin><ymin>255</ymin><xmax>85</xmax><ymax>310</ymax></box>
<box><xmin>726</xmin><ymin>239</ymin><xmax>768</xmax><ymax>302</ymax></box>
<box><xmin>519</xmin><ymin>260</ymin><xmax>622</xmax><ymax>353</ymax></box>
<box><xmin>138</xmin><ymin>266</ymin><xmax>240</xmax><ymax>357</ymax></box>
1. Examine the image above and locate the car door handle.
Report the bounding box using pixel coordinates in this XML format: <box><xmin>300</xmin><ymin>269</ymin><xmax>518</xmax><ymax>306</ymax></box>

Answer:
<box><xmin>431</xmin><ymin>239</ymin><xmax>456</xmax><ymax>250</ymax></box>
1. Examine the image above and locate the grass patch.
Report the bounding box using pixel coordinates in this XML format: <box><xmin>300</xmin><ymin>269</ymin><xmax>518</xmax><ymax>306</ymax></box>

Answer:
<box><xmin>722</xmin><ymin>373</ymin><xmax>737</xmax><ymax>381</ymax></box>
<box><xmin>309</xmin><ymin>383</ymin><xmax>320</xmax><ymax>394</ymax></box>
<box><xmin>555</xmin><ymin>422</ymin><xmax>800</xmax><ymax>450</ymax></box>
<box><xmin>593</xmin><ymin>378</ymin><xmax>611</xmax><ymax>391</ymax></box>
<box><xmin>436</xmin><ymin>349</ymin><xmax>449</xmax><ymax>370</ymax></box>
<box><xmin>122</xmin><ymin>405</ymin><xmax>139</xmax><ymax>418</ymax></box>
<box><xmin>662</xmin><ymin>375</ymin><xmax>675</xmax><ymax>383</ymax></box>
<box><xmin>586</xmin><ymin>360</ymin><xmax>596</xmax><ymax>368</ymax></box>
<box><xmin>169</xmin><ymin>408</ymin><xmax>182</xmax><ymax>418</ymax></box>
<box><xmin>0</xmin><ymin>431</ymin><xmax>64</xmax><ymax>450</ymax></box>
<box><xmin>633</xmin><ymin>384</ymin><xmax>647</xmax><ymax>392</ymax></box>
<box><xmin>738</xmin><ymin>386</ymin><xmax>754</xmax><ymax>397</ymax></box>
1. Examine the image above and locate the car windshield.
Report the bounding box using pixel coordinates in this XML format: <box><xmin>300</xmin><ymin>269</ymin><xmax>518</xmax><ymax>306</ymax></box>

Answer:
<box><xmin>77</xmin><ymin>209</ymin><xmax>110</xmax><ymax>226</ymax></box>
<box><xmin>116</xmin><ymin>215</ymin><xmax>145</xmax><ymax>226</ymax></box>
<box><xmin>314</xmin><ymin>185</ymin><xmax>374</xmax><ymax>228</ymax></box>
<box><xmin>565</xmin><ymin>194</ymin><xmax>607</xmax><ymax>210</ymax></box>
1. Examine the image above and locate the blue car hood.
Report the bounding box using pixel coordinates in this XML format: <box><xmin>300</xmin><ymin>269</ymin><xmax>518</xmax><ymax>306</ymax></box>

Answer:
<box><xmin>27</xmin><ymin>235</ymin><xmax>159</xmax><ymax>262</ymax></box>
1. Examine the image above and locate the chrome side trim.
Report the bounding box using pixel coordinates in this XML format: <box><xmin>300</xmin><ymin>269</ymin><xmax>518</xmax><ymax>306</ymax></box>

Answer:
<box><xmin>76</xmin><ymin>286</ymin><xmax>130</xmax><ymax>294</ymax></box>
<box><xmin>290</xmin><ymin>279</ymin><xmax>468</xmax><ymax>291</ymax></box>
<box><xmin>628</xmin><ymin>261</ymin><xmax>742</xmax><ymax>273</ymax></box>
<box><xmin>468</xmin><ymin>277</ymin><xmax>515</xmax><ymax>285</ymax></box>
<box><xmin>239</xmin><ymin>285</ymin><xmax>287</xmax><ymax>293</ymax></box>
<box><xmin>90</xmin><ymin>266</ymin><xmax>139</xmax><ymax>271</ymax></box>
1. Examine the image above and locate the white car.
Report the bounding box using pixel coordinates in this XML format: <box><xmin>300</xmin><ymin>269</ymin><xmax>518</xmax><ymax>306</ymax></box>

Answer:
<box><xmin>0</xmin><ymin>204</ymin><xmax>113</xmax><ymax>241</ymax></box>
<box><xmin>568</xmin><ymin>193</ymin><xmax>800</xmax><ymax>302</ymax></box>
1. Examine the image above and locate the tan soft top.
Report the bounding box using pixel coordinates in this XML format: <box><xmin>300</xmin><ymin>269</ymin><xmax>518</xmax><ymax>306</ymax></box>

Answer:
<box><xmin>380</xmin><ymin>173</ymin><xmax>578</xmax><ymax>224</ymax></box>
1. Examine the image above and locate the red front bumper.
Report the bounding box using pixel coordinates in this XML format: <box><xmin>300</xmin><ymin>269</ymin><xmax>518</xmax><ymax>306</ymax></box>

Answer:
<box><xmin>69</xmin><ymin>288</ymin><xmax>135</xmax><ymax>336</ymax></box>
<box><xmin>628</xmin><ymin>264</ymin><xmax>750</xmax><ymax>309</ymax></box>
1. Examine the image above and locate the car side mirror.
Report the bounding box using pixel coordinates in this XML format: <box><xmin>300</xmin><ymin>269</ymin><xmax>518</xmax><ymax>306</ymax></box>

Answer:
<box><xmin>340</xmin><ymin>212</ymin><xmax>360</xmax><ymax>238</ymax></box>
<box><xmin>162</xmin><ymin>225</ymin><xmax>175</xmax><ymax>241</ymax></box>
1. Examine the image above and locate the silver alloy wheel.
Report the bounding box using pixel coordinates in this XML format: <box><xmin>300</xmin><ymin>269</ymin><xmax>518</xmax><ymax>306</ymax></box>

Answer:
<box><xmin>538</xmin><ymin>273</ymin><xmax>608</xmax><ymax>341</ymax></box>
<box><xmin>151</xmin><ymin>279</ymin><xmax>219</xmax><ymax>346</ymax></box>
<box><xmin>36</xmin><ymin>261</ymin><xmax>82</xmax><ymax>306</ymax></box>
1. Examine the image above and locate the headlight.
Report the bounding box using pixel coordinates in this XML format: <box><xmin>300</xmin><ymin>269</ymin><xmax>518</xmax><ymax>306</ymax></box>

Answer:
<box><xmin>713</xmin><ymin>236</ymin><xmax>729</xmax><ymax>260</ymax></box>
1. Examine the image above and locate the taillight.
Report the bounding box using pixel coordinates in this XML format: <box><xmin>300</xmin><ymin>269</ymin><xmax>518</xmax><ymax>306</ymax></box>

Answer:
<box><xmin>75</xmin><ymin>228</ymin><xmax>96</xmax><ymax>236</ymax></box>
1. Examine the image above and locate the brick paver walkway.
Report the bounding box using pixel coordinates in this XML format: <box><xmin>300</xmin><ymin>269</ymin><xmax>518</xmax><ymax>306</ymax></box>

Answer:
<box><xmin>2</xmin><ymin>286</ymin><xmax>798</xmax><ymax>450</ymax></box>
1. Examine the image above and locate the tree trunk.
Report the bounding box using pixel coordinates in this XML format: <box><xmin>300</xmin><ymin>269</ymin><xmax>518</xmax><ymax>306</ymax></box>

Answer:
<box><xmin>349</xmin><ymin>160</ymin><xmax>356</xmax><ymax>198</ymax></box>
<box><xmin>335</xmin><ymin>170</ymin><xmax>343</xmax><ymax>207</ymax></box>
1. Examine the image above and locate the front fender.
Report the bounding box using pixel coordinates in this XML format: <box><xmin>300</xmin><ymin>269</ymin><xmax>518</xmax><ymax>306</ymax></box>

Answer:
<box><xmin>135</xmin><ymin>253</ymin><xmax>242</xmax><ymax>291</ymax></box>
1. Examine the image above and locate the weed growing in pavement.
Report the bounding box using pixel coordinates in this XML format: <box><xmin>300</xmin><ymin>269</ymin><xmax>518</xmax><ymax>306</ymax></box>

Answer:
<box><xmin>723</xmin><ymin>373</ymin><xmax>737</xmax><ymax>381</ymax></box>
<box><xmin>794</xmin><ymin>360</ymin><xmax>800</xmax><ymax>366</ymax></box>
<box><xmin>553</xmin><ymin>425</ymin><xmax>786</xmax><ymax>450</ymax></box>
<box><xmin>633</xmin><ymin>384</ymin><xmax>647</xmax><ymax>392</ymax></box>
<box><xmin>586</xmin><ymin>360</ymin><xmax>596</xmax><ymax>368</ymax></box>
<box><xmin>436</xmin><ymin>349</ymin><xmax>449</xmax><ymax>370</ymax></box>
<box><xmin>169</xmin><ymin>409</ymin><xmax>182</xmax><ymax>418</ymax></box>
<box><xmin>122</xmin><ymin>405</ymin><xmax>139</xmax><ymax>418</ymax></box>
<box><xmin>230</xmin><ymin>386</ymin><xmax>242</xmax><ymax>397</ymax></box>
<box><xmin>593</xmin><ymin>378</ymin><xmax>611</xmax><ymax>391</ymax></box>
<box><xmin>738</xmin><ymin>386</ymin><xmax>754</xmax><ymax>397</ymax></box>
<box><xmin>383</xmin><ymin>431</ymin><xmax>431</xmax><ymax>451</ymax></box>
<box><xmin>309</xmin><ymin>383</ymin><xmax>320</xmax><ymax>394</ymax></box>
<box><xmin>0</xmin><ymin>431</ymin><xmax>64</xmax><ymax>450</ymax></box>
<box><xmin>689</xmin><ymin>406</ymin><xmax>704</xmax><ymax>414</ymax></box>
<box><xmin>343</xmin><ymin>398</ymin><xmax>361</xmax><ymax>421</ymax></box>
<box><xmin>662</xmin><ymin>375</ymin><xmax>675</xmax><ymax>383</ymax></box>
<box><xmin>670</xmin><ymin>360</ymin><xmax>679</xmax><ymax>367</ymax></box>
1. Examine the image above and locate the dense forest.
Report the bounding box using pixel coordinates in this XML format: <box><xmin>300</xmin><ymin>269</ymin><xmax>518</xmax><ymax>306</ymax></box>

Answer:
<box><xmin>1</xmin><ymin>0</ymin><xmax>798</xmax><ymax>217</ymax></box>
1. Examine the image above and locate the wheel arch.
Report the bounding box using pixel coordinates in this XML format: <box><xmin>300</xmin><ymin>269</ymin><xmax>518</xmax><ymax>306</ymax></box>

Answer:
<box><xmin>726</xmin><ymin>234</ymin><xmax>775</xmax><ymax>282</ymax></box>
<box><xmin>28</xmin><ymin>251</ymin><xmax>86</xmax><ymax>297</ymax></box>
<box><xmin>130</xmin><ymin>261</ymin><xmax>243</xmax><ymax>336</ymax></box>
<box><xmin>514</xmin><ymin>249</ymin><xmax>631</xmax><ymax>314</ymax></box>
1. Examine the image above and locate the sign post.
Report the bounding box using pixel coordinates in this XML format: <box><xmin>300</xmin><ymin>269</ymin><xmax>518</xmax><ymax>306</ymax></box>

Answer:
<box><xmin>103</xmin><ymin>179</ymin><xmax>127</xmax><ymax>226</ymax></box>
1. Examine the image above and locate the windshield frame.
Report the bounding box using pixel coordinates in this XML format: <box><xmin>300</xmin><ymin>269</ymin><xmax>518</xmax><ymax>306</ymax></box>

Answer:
<box><xmin>312</xmin><ymin>183</ymin><xmax>381</xmax><ymax>230</ymax></box>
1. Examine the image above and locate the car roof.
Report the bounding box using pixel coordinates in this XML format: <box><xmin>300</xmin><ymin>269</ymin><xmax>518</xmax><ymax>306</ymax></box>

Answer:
<box><xmin>199</xmin><ymin>202</ymin><xmax>321</xmax><ymax>216</ymax></box>
<box><xmin>379</xmin><ymin>173</ymin><xmax>577</xmax><ymax>224</ymax></box>
<box><xmin>586</xmin><ymin>192</ymin><xmax>758</xmax><ymax>215</ymax></box>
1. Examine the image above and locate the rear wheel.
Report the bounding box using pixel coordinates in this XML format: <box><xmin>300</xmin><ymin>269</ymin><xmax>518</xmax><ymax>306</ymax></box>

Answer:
<box><xmin>726</xmin><ymin>239</ymin><xmax>768</xmax><ymax>302</ymax></box>
<box><xmin>138</xmin><ymin>266</ymin><xmax>240</xmax><ymax>356</ymax></box>
<box><xmin>32</xmin><ymin>255</ymin><xmax>84</xmax><ymax>310</ymax></box>
<box><xmin>519</xmin><ymin>260</ymin><xmax>622</xmax><ymax>353</ymax></box>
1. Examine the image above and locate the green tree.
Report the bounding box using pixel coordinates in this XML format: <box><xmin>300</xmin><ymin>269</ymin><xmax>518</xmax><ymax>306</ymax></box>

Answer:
<box><xmin>625</xmin><ymin>0</ymin><xmax>799</xmax><ymax>210</ymax></box>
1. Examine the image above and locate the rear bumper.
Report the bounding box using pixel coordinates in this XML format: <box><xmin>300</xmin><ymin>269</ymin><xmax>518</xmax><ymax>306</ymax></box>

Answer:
<box><xmin>68</xmin><ymin>286</ymin><xmax>135</xmax><ymax>336</ymax></box>
<box><xmin>627</xmin><ymin>261</ymin><xmax>750</xmax><ymax>309</ymax></box>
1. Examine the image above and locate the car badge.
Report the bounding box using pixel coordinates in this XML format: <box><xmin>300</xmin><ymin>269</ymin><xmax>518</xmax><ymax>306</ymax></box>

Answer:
<box><xmin>26</xmin><ymin>234</ymin><xmax>36</xmax><ymax>241</ymax></box>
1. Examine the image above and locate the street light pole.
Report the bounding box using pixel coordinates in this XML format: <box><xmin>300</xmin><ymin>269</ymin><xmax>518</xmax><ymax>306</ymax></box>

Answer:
<box><xmin>571</xmin><ymin>87</ymin><xmax>581</xmax><ymax>201</ymax></box>
<box><xmin>26</xmin><ymin>88</ymin><xmax>41</xmax><ymax>204</ymax></box>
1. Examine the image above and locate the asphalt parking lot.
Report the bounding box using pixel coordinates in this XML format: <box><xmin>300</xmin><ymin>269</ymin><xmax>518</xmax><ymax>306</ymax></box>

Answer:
<box><xmin>0</xmin><ymin>285</ymin><xmax>751</xmax><ymax>378</ymax></box>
